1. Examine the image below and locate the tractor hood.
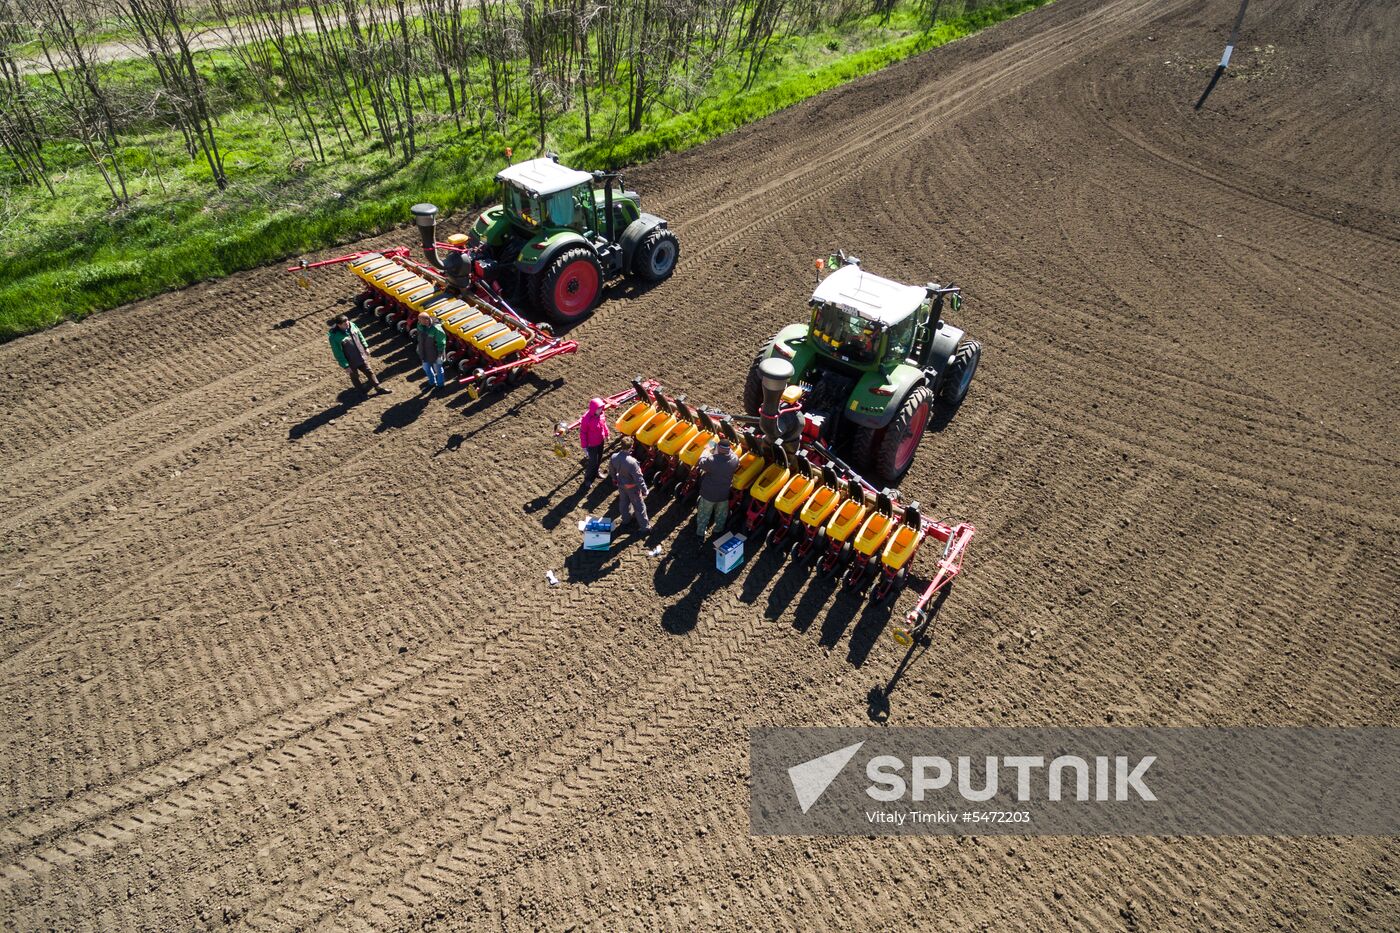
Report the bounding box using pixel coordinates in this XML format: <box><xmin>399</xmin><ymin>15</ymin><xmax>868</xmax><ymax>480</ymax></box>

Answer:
<box><xmin>810</xmin><ymin>264</ymin><xmax>925</xmax><ymax>327</ymax></box>
<box><xmin>496</xmin><ymin>158</ymin><xmax>593</xmax><ymax>198</ymax></box>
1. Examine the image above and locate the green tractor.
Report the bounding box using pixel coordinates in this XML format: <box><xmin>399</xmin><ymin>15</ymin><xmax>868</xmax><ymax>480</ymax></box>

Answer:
<box><xmin>743</xmin><ymin>253</ymin><xmax>981</xmax><ymax>485</ymax></box>
<box><xmin>455</xmin><ymin>155</ymin><xmax>679</xmax><ymax>325</ymax></box>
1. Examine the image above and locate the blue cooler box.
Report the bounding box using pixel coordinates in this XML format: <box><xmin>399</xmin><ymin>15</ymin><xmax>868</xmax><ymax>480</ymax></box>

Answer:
<box><xmin>714</xmin><ymin>532</ymin><xmax>746</xmax><ymax>573</ymax></box>
<box><xmin>580</xmin><ymin>517</ymin><xmax>613</xmax><ymax>551</ymax></box>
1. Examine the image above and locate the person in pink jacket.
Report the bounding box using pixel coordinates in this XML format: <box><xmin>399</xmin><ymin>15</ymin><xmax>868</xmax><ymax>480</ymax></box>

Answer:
<box><xmin>578</xmin><ymin>397</ymin><xmax>610</xmax><ymax>490</ymax></box>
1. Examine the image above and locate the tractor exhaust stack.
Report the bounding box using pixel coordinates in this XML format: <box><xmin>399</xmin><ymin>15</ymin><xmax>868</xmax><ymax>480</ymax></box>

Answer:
<box><xmin>411</xmin><ymin>203</ymin><xmax>441</xmax><ymax>268</ymax></box>
<box><xmin>759</xmin><ymin>357</ymin><xmax>794</xmax><ymax>443</ymax></box>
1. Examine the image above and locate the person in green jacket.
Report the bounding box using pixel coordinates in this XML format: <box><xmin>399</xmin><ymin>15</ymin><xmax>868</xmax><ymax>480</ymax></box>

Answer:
<box><xmin>329</xmin><ymin>315</ymin><xmax>389</xmax><ymax>396</ymax></box>
<box><xmin>414</xmin><ymin>312</ymin><xmax>448</xmax><ymax>392</ymax></box>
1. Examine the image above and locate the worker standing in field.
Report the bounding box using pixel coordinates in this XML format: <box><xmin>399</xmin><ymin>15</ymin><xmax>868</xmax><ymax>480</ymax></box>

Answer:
<box><xmin>694</xmin><ymin>437</ymin><xmax>740</xmax><ymax>544</ymax></box>
<box><xmin>578</xmin><ymin>397</ymin><xmax>610</xmax><ymax>490</ymax></box>
<box><xmin>609</xmin><ymin>448</ymin><xmax>651</xmax><ymax>533</ymax></box>
<box><xmin>329</xmin><ymin>315</ymin><xmax>389</xmax><ymax>397</ymax></box>
<box><xmin>414</xmin><ymin>312</ymin><xmax>448</xmax><ymax>392</ymax></box>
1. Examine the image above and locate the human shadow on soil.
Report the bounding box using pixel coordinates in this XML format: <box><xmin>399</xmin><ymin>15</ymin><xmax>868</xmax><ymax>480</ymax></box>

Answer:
<box><xmin>288</xmin><ymin>351</ymin><xmax>417</xmax><ymax>439</ymax></box>
<box><xmin>374</xmin><ymin>392</ymin><xmax>430</xmax><ymax>433</ymax></box>
<box><xmin>288</xmin><ymin>387</ymin><xmax>364</xmax><ymax>439</ymax></box>
<box><xmin>531</xmin><ymin>477</ymin><xmax>615</xmax><ymax>531</ymax></box>
<box><xmin>562</xmin><ymin>519</ymin><xmax>657</xmax><ymax>585</ymax></box>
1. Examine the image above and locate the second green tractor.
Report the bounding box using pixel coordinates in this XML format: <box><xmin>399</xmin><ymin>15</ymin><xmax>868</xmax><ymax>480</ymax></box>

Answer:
<box><xmin>743</xmin><ymin>253</ymin><xmax>981</xmax><ymax>486</ymax></box>
<box><xmin>455</xmin><ymin>155</ymin><xmax>680</xmax><ymax>325</ymax></box>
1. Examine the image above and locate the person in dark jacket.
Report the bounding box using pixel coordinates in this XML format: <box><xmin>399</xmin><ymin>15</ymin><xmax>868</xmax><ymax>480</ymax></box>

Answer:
<box><xmin>414</xmin><ymin>312</ymin><xmax>448</xmax><ymax>391</ymax></box>
<box><xmin>329</xmin><ymin>316</ymin><xmax>389</xmax><ymax>396</ymax></box>
<box><xmin>694</xmin><ymin>437</ymin><xmax>740</xmax><ymax>542</ymax></box>
<box><xmin>609</xmin><ymin>448</ymin><xmax>651</xmax><ymax>533</ymax></box>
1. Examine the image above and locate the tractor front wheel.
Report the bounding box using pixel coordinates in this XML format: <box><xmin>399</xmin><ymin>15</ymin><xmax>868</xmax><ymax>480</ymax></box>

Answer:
<box><xmin>536</xmin><ymin>247</ymin><xmax>603</xmax><ymax>325</ymax></box>
<box><xmin>940</xmin><ymin>338</ymin><xmax>981</xmax><ymax>407</ymax></box>
<box><xmin>631</xmin><ymin>229</ymin><xmax>680</xmax><ymax>282</ymax></box>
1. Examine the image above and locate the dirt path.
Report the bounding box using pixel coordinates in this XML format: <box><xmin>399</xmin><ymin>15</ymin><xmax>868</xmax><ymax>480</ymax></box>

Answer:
<box><xmin>1</xmin><ymin>0</ymin><xmax>1396</xmax><ymax>929</ymax></box>
<box><xmin>19</xmin><ymin>8</ymin><xmax>366</xmax><ymax>75</ymax></box>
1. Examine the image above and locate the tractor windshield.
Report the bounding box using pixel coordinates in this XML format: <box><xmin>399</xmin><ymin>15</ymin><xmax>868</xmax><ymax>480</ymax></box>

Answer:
<box><xmin>501</xmin><ymin>182</ymin><xmax>544</xmax><ymax>228</ymax></box>
<box><xmin>502</xmin><ymin>181</ymin><xmax>590</xmax><ymax>231</ymax></box>
<box><xmin>811</xmin><ymin>301</ymin><xmax>881</xmax><ymax>365</ymax></box>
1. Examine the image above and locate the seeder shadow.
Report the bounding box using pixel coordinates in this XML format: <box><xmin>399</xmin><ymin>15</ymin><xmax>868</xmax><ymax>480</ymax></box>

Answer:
<box><xmin>865</xmin><ymin>586</ymin><xmax>952</xmax><ymax>723</ymax></box>
<box><xmin>434</xmin><ymin>433</ymin><xmax>464</xmax><ymax>457</ymax></box>
<box><xmin>449</xmin><ymin>376</ymin><xmax>566</xmax><ymax>438</ymax></box>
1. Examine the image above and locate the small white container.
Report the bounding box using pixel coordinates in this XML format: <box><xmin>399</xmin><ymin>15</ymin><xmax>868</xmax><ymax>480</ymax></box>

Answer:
<box><xmin>580</xmin><ymin>517</ymin><xmax>613</xmax><ymax>551</ymax></box>
<box><xmin>714</xmin><ymin>532</ymin><xmax>746</xmax><ymax>573</ymax></box>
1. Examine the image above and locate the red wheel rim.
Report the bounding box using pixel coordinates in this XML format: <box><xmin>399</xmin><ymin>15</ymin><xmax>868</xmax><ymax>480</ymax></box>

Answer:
<box><xmin>894</xmin><ymin>401</ymin><xmax>929</xmax><ymax>472</ymax></box>
<box><xmin>552</xmin><ymin>260</ymin><xmax>600</xmax><ymax>318</ymax></box>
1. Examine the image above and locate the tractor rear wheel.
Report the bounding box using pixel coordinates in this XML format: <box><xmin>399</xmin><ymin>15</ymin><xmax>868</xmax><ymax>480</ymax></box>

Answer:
<box><xmin>537</xmin><ymin>247</ymin><xmax>603</xmax><ymax>325</ymax></box>
<box><xmin>940</xmin><ymin>338</ymin><xmax>981</xmax><ymax>407</ymax></box>
<box><xmin>859</xmin><ymin>385</ymin><xmax>934</xmax><ymax>485</ymax></box>
<box><xmin>742</xmin><ymin>350</ymin><xmax>766</xmax><ymax>417</ymax></box>
<box><xmin>632</xmin><ymin>229</ymin><xmax>680</xmax><ymax>282</ymax></box>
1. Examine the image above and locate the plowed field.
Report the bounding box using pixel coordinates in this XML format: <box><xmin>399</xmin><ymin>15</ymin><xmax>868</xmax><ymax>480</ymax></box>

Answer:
<box><xmin>2</xmin><ymin>0</ymin><xmax>1396</xmax><ymax>929</ymax></box>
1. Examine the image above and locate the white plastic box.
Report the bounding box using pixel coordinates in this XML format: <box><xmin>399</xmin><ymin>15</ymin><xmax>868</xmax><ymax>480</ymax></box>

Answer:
<box><xmin>714</xmin><ymin>532</ymin><xmax>746</xmax><ymax>573</ymax></box>
<box><xmin>580</xmin><ymin>517</ymin><xmax>613</xmax><ymax>551</ymax></box>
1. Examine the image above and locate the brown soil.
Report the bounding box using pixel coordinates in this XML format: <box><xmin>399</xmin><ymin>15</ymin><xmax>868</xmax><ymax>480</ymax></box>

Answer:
<box><xmin>1</xmin><ymin>0</ymin><xmax>1396</xmax><ymax>929</ymax></box>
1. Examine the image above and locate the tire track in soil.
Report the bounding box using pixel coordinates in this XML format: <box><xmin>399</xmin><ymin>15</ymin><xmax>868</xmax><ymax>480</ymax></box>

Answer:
<box><xmin>289</xmin><ymin>584</ymin><xmax>787</xmax><ymax>932</ymax></box>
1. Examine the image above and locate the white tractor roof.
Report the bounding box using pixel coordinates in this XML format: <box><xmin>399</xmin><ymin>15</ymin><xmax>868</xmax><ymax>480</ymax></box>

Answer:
<box><xmin>495</xmin><ymin>158</ymin><xmax>593</xmax><ymax>197</ymax></box>
<box><xmin>810</xmin><ymin>264</ymin><xmax>926</xmax><ymax>326</ymax></box>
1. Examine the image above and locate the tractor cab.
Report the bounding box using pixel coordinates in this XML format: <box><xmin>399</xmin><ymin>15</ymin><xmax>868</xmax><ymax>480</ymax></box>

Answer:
<box><xmin>495</xmin><ymin>158</ymin><xmax>596</xmax><ymax>233</ymax></box>
<box><xmin>807</xmin><ymin>263</ymin><xmax>929</xmax><ymax>370</ymax></box>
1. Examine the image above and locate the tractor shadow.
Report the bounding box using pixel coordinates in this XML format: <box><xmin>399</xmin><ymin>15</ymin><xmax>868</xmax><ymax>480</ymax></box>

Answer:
<box><xmin>602</xmin><ymin>277</ymin><xmax>666</xmax><ymax>306</ymax></box>
<box><xmin>865</xmin><ymin>586</ymin><xmax>952</xmax><ymax>723</ymax></box>
<box><xmin>929</xmin><ymin>397</ymin><xmax>966</xmax><ymax>434</ymax></box>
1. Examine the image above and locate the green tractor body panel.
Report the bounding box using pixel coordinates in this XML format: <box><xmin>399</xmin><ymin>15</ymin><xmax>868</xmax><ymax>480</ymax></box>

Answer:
<box><xmin>844</xmin><ymin>362</ymin><xmax>926</xmax><ymax>428</ymax></box>
<box><xmin>515</xmin><ymin>229</ymin><xmax>591</xmax><ymax>276</ymax></box>
<box><xmin>471</xmin><ymin>205</ymin><xmax>514</xmax><ymax>248</ymax></box>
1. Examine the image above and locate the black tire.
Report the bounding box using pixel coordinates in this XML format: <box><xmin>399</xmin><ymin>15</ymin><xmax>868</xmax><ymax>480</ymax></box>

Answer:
<box><xmin>536</xmin><ymin>247</ymin><xmax>604</xmax><ymax>325</ymax></box>
<box><xmin>868</xmin><ymin>385</ymin><xmax>935</xmax><ymax>486</ymax></box>
<box><xmin>525</xmin><ymin>273</ymin><xmax>545</xmax><ymax>314</ymax></box>
<box><xmin>940</xmin><ymin>338</ymin><xmax>981</xmax><ymax>407</ymax></box>
<box><xmin>742</xmin><ymin>349</ymin><xmax>766</xmax><ymax>417</ymax></box>
<box><xmin>632</xmin><ymin>228</ymin><xmax>680</xmax><ymax>282</ymax></box>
